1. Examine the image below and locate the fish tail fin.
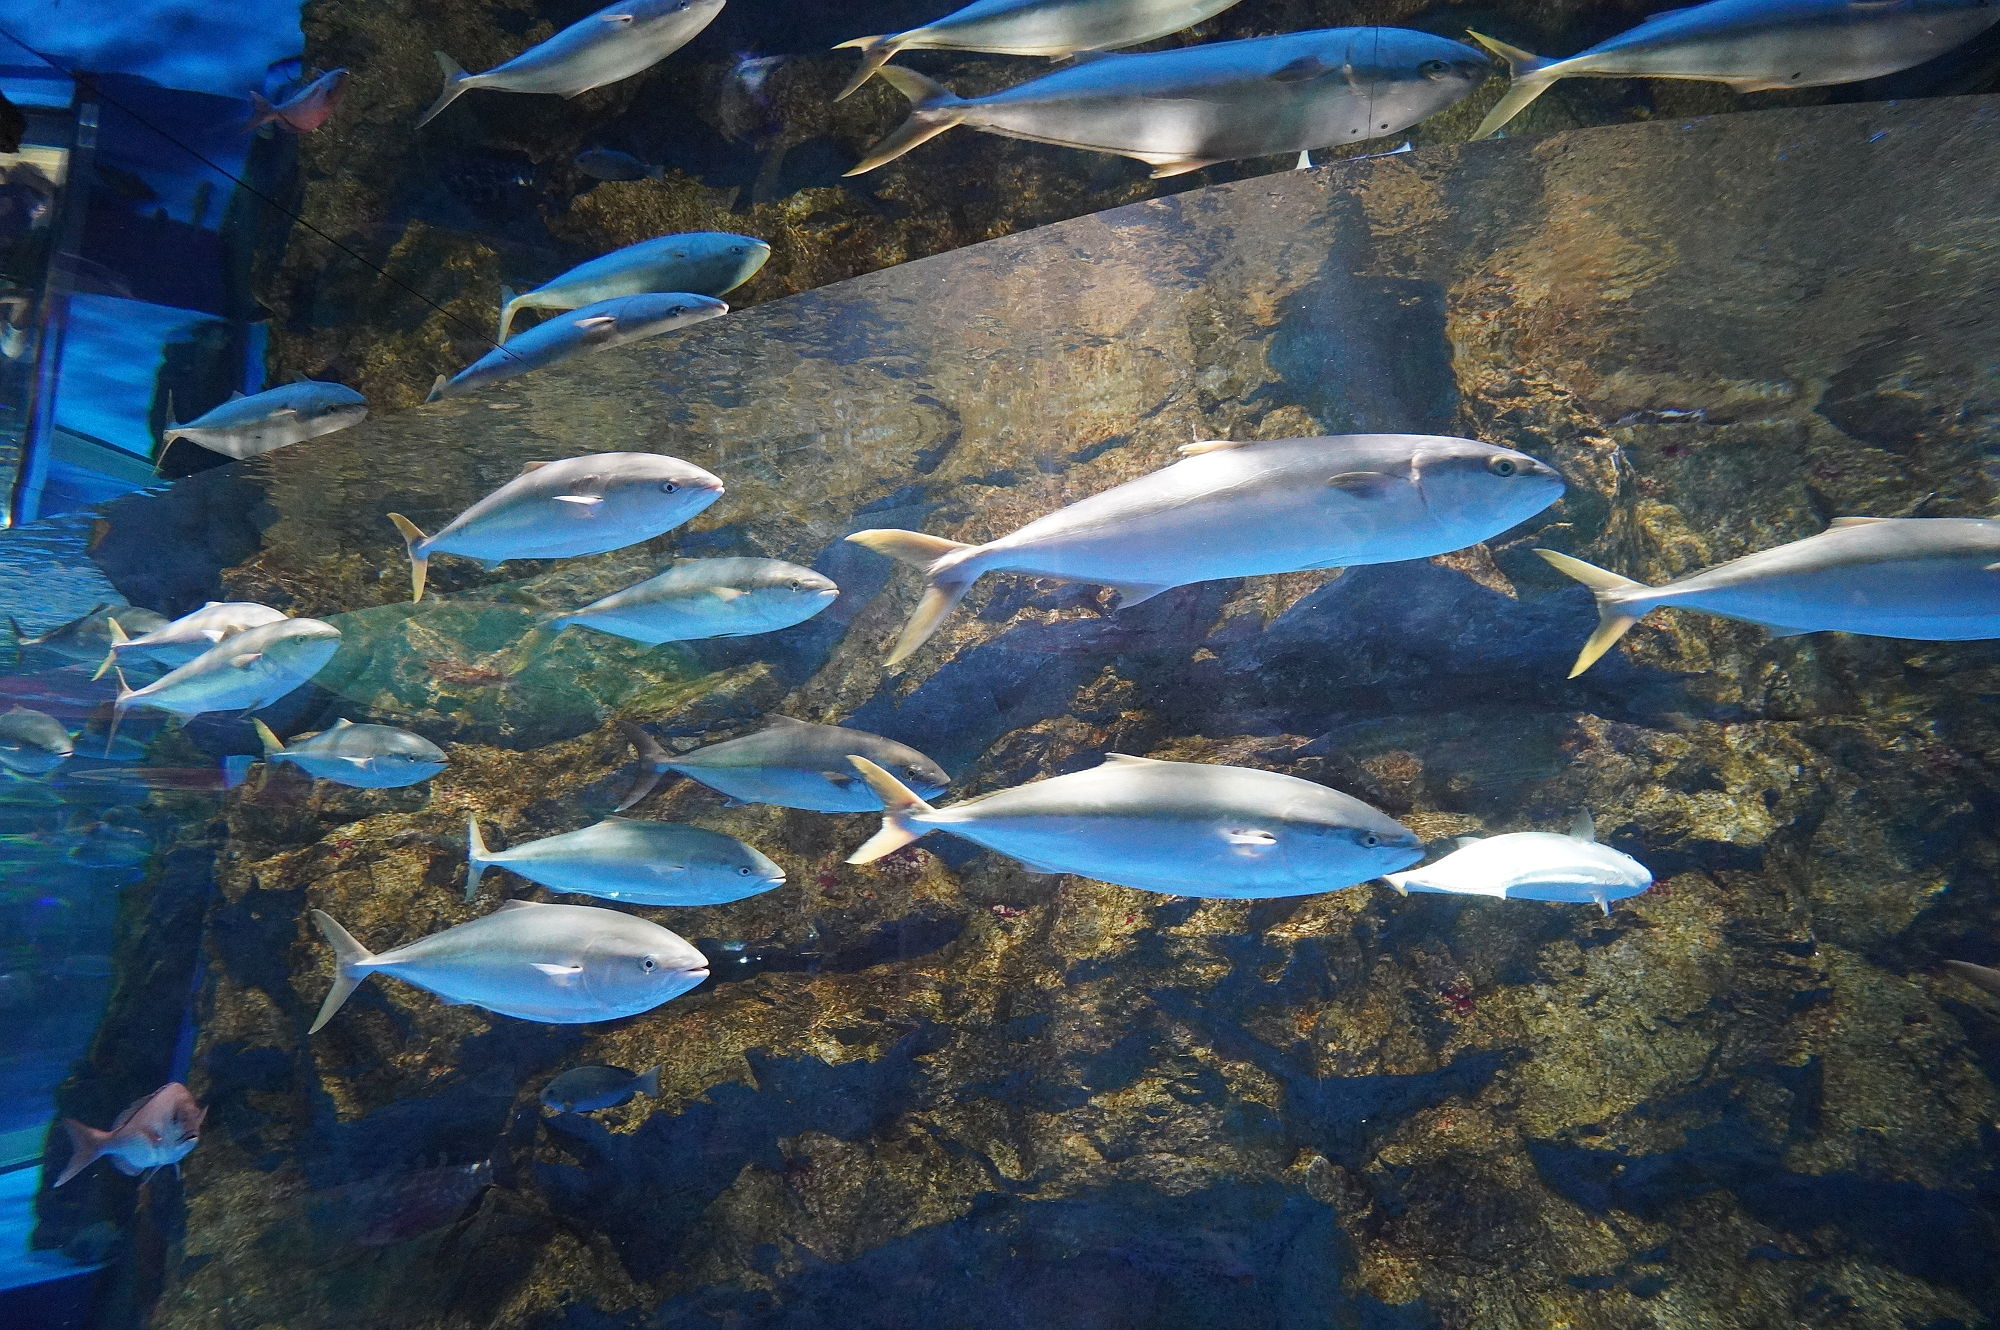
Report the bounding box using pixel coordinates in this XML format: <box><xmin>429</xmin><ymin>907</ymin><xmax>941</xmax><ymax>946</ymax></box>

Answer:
<box><xmin>845</xmin><ymin>529</ymin><xmax>979</xmax><ymax>667</ymax></box>
<box><xmin>105</xmin><ymin>668</ymin><xmax>135</xmax><ymax>757</ymax></box>
<box><xmin>845</xmin><ymin>756</ymin><xmax>936</xmax><ymax>863</ymax></box>
<box><xmin>465</xmin><ymin>814</ymin><xmax>494</xmax><ymax>901</ymax></box>
<box><xmin>416</xmin><ymin>52</ymin><xmax>473</xmax><ymax>128</ymax></box>
<box><xmin>614</xmin><ymin>720</ymin><xmax>672</xmax><ymax>811</ymax></box>
<box><xmin>497</xmin><ymin>286</ymin><xmax>519</xmax><ymax>344</ymax></box>
<box><xmin>844</xmin><ymin>67</ymin><xmax>966</xmax><ymax>176</ymax></box>
<box><xmin>3</xmin><ymin>615</ymin><xmax>20</xmax><ymax>668</ymax></box>
<box><xmin>309</xmin><ymin>908</ymin><xmax>377</xmax><ymax>1033</ymax></box>
<box><xmin>832</xmin><ymin>35</ymin><xmax>897</xmax><ymax>101</ymax></box>
<box><xmin>1467</xmin><ymin>31</ymin><xmax>1561</xmax><ymax>139</ymax></box>
<box><xmin>54</xmin><ymin>1120</ymin><xmax>111</xmax><ymax>1186</ymax></box>
<box><xmin>637</xmin><ymin>1064</ymin><xmax>662</xmax><ymax>1097</ymax></box>
<box><xmin>387</xmin><ymin>513</ymin><xmax>430</xmax><ymax>602</ymax></box>
<box><xmin>1534</xmin><ymin>549</ymin><xmax>1649</xmax><ymax>678</ymax></box>
<box><xmin>243</xmin><ymin>90</ymin><xmax>277</xmax><ymax>132</ymax></box>
<box><xmin>251</xmin><ymin>717</ymin><xmax>284</xmax><ymax>759</ymax></box>
<box><xmin>507</xmin><ymin>620</ymin><xmax>560</xmax><ymax>673</ymax></box>
<box><xmin>89</xmin><ymin>618</ymin><xmax>129</xmax><ymax>682</ymax></box>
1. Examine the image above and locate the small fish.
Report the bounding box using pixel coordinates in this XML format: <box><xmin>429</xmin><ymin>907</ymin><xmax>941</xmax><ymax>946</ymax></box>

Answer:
<box><xmin>845</xmin><ymin>752</ymin><xmax>1422</xmax><ymax>898</ymax></box>
<box><xmin>544</xmin><ymin>557</ymin><xmax>839</xmax><ymax>646</ymax></box>
<box><xmin>465</xmin><ymin>813</ymin><xmax>785</xmax><ymax>904</ymax></box>
<box><xmin>1536</xmin><ymin>516</ymin><xmax>2000</xmax><ymax>677</ymax></box>
<box><xmin>497</xmin><ymin>233</ymin><xmax>768</xmax><ymax>342</ymax></box>
<box><xmin>386</xmin><ymin>452</ymin><xmax>724</xmax><ymax>602</ymax></box>
<box><xmin>313</xmin><ymin>1160</ymin><xmax>495</xmax><ymax>1248</ymax></box>
<box><xmin>95</xmin><ymin>601</ymin><xmax>288</xmax><ymax>679</ymax></box>
<box><xmin>1382</xmin><ymin>811</ymin><xmax>1653</xmax><ymax>915</ymax></box>
<box><xmin>835</xmin><ymin>0</ymin><xmax>1244</xmax><ymax>100</ymax></box>
<box><xmin>247</xmin><ymin>717</ymin><xmax>447</xmax><ymax>789</ymax></box>
<box><xmin>0</xmin><ymin>708</ymin><xmax>72</xmax><ymax>776</ymax></box>
<box><xmin>163</xmin><ymin>381</ymin><xmax>368</xmax><ymax>461</ymax></box>
<box><xmin>7</xmin><ymin>604</ymin><xmax>169</xmax><ymax>666</ymax></box>
<box><xmin>618</xmin><ymin>715</ymin><xmax>950</xmax><ymax>813</ymax></box>
<box><xmin>55</xmin><ymin>1083</ymin><xmax>205</xmax><ymax>1185</ymax></box>
<box><xmin>1943</xmin><ymin>959</ymin><xmax>2000</xmax><ymax>998</ymax></box>
<box><xmin>1472</xmin><ymin>0</ymin><xmax>2000</xmax><ymax>139</ymax></box>
<box><xmin>540</xmin><ymin>1063</ymin><xmax>661</xmax><ymax>1113</ymax></box>
<box><xmin>109</xmin><ymin>618</ymin><xmax>343</xmax><ymax>748</ymax></box>
<box><xmin>431</xmin><ymin>293</ymin><xmax>726</xmax><ymax>402</ymax></box>
<box><xmin>245</xmin><ymin>68</ymin><xmax>349</xmax><ymax>133</ymax></box>
<box><xmin>715</xmin><ymin>52</ymin><xmax>787</xmax><ymax>144</ymax></box>
<box><xmin>847</xmin><ymin>28</ymin><xmax>1490</xmax><ymax>177</ymax></box>
<box><xmin>308</xmin><ymin>899</ymin><xmax>709</xmax><ymax>1030</ymax></box>
<box><xmin>65</xmin><ymin>821</ymin><xmax>153</xmax><ymax>869</ymax></box>
<box><xmin>574</xmin><ymin>147</ymin><xmax>664</xmax><ymax>181</ymax></box>
<box><xmin>418</xmin><ymin>0</ymin><xmax>728</xmax><ymax>127</ymax></box>
<box><xmin>849</xmin><ymin>433</ymin><xmax>1565</xmax><ymax>666</ymax></box>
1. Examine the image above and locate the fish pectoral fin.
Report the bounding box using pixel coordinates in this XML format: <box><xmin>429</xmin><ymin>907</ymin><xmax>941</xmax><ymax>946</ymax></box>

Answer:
<box><xmin>229</xmin><ymin>652</ymin><xmax>263</xmax><ymax>668</ymax></box>
<box><xmin>1570</xmin><ymin>810</ymin><xmax>1597</xmax><ymax>842</ymax></box>
<box><xmin>1224</xmin><ymin>828</ymin><xmax>1278</xmax><ymax>849</ymax></box>
<box><xmin>819</xmin><ymin>770</ymin><xmax>858</xmax><ymax>788</ymax></box>
<box><xmin>555</xmin><ymin>494</ymin><xmax>605</xmax><ymax>506</ymax></box>
<box><xmin>1146</xmin><ymin>158</ymin><xmax>1221</xmax><ymax>180</ymax></box>
<box><xmin>531</xmin><ymin>962</ymin><xmax>585</xmax><ymax>984</ymax></box>
<box><xmin>599</xmin><ymin>11</ymin><xmax>635</xmax><ymax>21</ymax></box>
<box><xmin>1270</xmin><ymin>53</ymin><xmax>1336</xmax><ymax>82</ymax></box>
<box><xmin>1327</xmin><ymin>471</ymin><xmax>1397</xmax><ymax>497</ymax></box>
<box><xmin>1107</xmin><ymin>581</ymin><xmax>1174</xmax><ymax>608</ymax></box>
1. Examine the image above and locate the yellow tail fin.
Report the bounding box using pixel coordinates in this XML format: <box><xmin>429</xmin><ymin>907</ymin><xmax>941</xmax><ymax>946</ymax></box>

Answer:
<box><xmin>387</xmin><ymin>513</ymin><xmax>430</xmax><ymax>602</ymax></box>
<box><xmin>846</xmin><ymin>528</ymin><xmax>979</xmax><ymax>667</ymax></box>
<box><xmin>90</xmin><ymin>618</ymin><xmax>131</xmax><ymax>681</ymax></box>
<box><xmin>1534</xmin><ymin>549</ymin><xmax>1649</xmax><ymax>678</ymax></box>
<box><xmin>833</xmin><ymin>34</ymin><xmax>897</xmax><ymax>101</ymax></box>
<box><xmin>845</xmin><ymin>756</ymin><xmax>936</xmax><ymax>862</ymax></box>
<box><xmin>309</xmin><ymin>909</ymin><xmax>377</xmax><ymax>1034</ymax></box>
<box><xmin>1467</xmin><ymin>30</ymin><xmax>1562</xmax><ymax>139</ymax></box>
<box><xmin>845</xmin><ymin>67</ymin><xmax>967</xmax><ymax>175</ymax></box>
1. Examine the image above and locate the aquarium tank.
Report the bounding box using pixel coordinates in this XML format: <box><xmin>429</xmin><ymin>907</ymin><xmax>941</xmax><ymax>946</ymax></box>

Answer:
<box><xmin>0</xmin><ymin>0</ymin><xmax>1997</xmax><ymax>1327</ymax></box>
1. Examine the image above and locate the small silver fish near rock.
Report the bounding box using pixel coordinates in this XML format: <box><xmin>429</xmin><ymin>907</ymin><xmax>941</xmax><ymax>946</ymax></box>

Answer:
<box><xmin>96</xmin><ymin>601</ymin><xmax>288</xmax><ymax>679</ymax></box>
<box><xmin>617</xmin><ymin>715</ymin><xmax>949</xmax><ymax>812</ymax></box>
<box><xmin>56</xmin><ymin>1082</ymin><xmax>206</xmax><ymax>1185</ymax></box>
<box><xmin>540</xmin><ymin>1063</ymin><xmax>662</xmax><ymax>1113</ymax></box>
<box><xmin>109</xmin><ymin>617</ymin><xmax>343</xmax><ymax>750</ymax></box>
<box><xmin>245</xmin><ymin>718</ymin><xmax>447</xmax><ymax>789</ymax></box>
<box><xmin>0</xmin><ymin>707</ymin><xmax>73</xmax><ymax>776</ymax></box>
<box><xmin>543</xmin><ymin>557</ymin><xmax>839</xmax><ymax>646</ymax></box>
<box><xmin>162</xmin><ymin>381</ymin><xmax>367</xmax><ymax>461</ymax></box>
<box><xmin>498</xmin><ymin>233</ymin><xmax>768</xmax><ymax>342</ymax></box>
<box><xmin>8</xmin><ymin>603</ymin><xmax>169</xmax><ymax>665</ymax></box>
<box><xmin>1383</xmin><ymin>811</ymin><xmax>1653</xmax><ymax>915</ymax></box>
<box><xmin>465</xmin><ymin>813</ymin><xmax>785</xmax><ymax>904</ymax></box>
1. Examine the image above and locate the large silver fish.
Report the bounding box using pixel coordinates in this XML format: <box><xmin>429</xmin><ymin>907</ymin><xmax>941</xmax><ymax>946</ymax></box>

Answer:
<box><xmin>308</xmin><ymin>900</ymin><xmax>708</xmax><ymax>1030</ymax></box>
<box><xmin>1472</xmin><ymin>0</ymin><xmax>2000</xmax><ymax>138</ymax></box>
<box><xmin>0</xmin><ymin>707</ymin><xmax>72</xmax><ymax>776</ymax></box>
<box><xmin>55</xmin><ymin>1083</ymin><xmax>205</xmax><ymax>1185</ymax></box>
<box><xmin>617</xmin><ymin>716</ymin><xmax>950</xmax><ymax>812</ymax></box>
<box><xmin>96</xmin><ymin>601</ymin><xmax>288</xmax><ymax>678</ymax></box>
<box><xmin>386</xmin><ymin>452</ymin><xmax>724</xmax><ymax>602</ymax></box>
<box><xmin>846</xmin><ymin>752</ymin><xmax>1422</xmax><ymax>898</ymax></box>
<box><xmin>248</xmin><ymin>718</ymin><xmax>447</xmax><ymax>789</ymax></box>
<box><xmin>110</xmin><ymin>618</ymin><xmax>342</xmax><ymax>745</ymax></box>
<box><xmin>431</xmin><ymin>293</ymin><xmax>727</xmax><ymax>402</ymax></box>
<box><xmin>1382</xmin><ymin>812</ymin><xmax>1652</xmax><ymax>915</ymax></box>
<box><xmin>849</xmin><ymin>433</ymin><xmax>1565</xmax><ymax>666</ymax></box>
<box><xmin>498</xmin><ymin>233</ymin><xmax>769</xmax><ymax>342</ymax></box>
<box><xmin>545</xmin><ymin>557</ymin><xmax>839</xmax><ymax>646</ymax></box>
<box><xmin>163</xmin><ymin>381</ymin><xmax>367</xmax><ymax>460</ymax></box>
<box><xmin>846</xmin><ymin>28</ymin><xmax>1491</xmax><ymax>177</ymax></box>
<box><xmin>1537</xmin><ymin>516</ymin><xmax>2000</xmax><ymax>677</ymax></box>
<box><xmin>418</xmin><ymin>0</ymin><xmax>727</xmax><ymax>127</ymax></box>
<box><xmin>834</xmin><ymin>0</ymin><xmax>1246</xmax><ymax>101</ymax></box>
<box><xmin>464</xmin><ymin>813</ymin><xmax>785</xmax><ymax>904</ymax></box>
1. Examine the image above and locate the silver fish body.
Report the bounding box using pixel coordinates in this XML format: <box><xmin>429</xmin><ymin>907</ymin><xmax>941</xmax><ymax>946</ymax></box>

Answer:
<box><xmin>846</xmin><ymin>752</ymin><xmax>1422</xmax><ymax>898</ymax></box>
<box><xmin>309</xmin><ymin>900</ymin><xmax>708</xmax><ymax>1029</ymax></box>
<box><xmin>550</xmin><ymin>557</ymin><xmax>839</xmax><ymax>645</ymax></box>
<box><xmin>625</xmin><ymin>715</ymin><xmax>950</xmax><ymax>812</ymax></box>
<box><xmin>1384</xmin><ymin>818</ymin><xmax>1653</xmax><ymax>912</ymax></box>
<box><xmin>850</xmin><ymin>433</ymin><xmax>1565</xmax><ymax>665</ymax></box>
<box><xmin>102</xmin><ymin>601</ymin><xmax>288</xmax><ymax>675</ymax></box>
<box><xmin>0</xmin><ymin>708</ymin><xmax>73</xmax><ymax>775</ymax></box>
<box><xmin>1473</xmin><ymin>0</ymin><xmax>2000</xmax><ymax>136</ymax></box>
<box><xmin>56</xmin><ymin>1083</ymin><xmax>205</xmax><ymax>1185</ymax></box>
<box><xmin>9</xmin><ymin>604</ymin><xmax>169</xmax><ymax>663</ymax></box>
<box><xmin>465</xmin><ymin>814</ymin><xmax>785</xmax><ymax>904</ymax></box>
<box><xmin>435</xmin><ymin>293</ymin><xmax>727</xmax><ymax>400</ymax></box>
<box><xmin>418</xmin><ymin>0</ymin><xmax>727</xmax><ymax>126</ymax></box>
<box><xmin>847</xmin><ymin>28</ymin><xmax>1491</xmax><ymax>177</ymax></box>
<box><xmin>115</xmin><ymin>617</ymin><xmax>342</xmax><ymax>725</ymax></box>
<box><xmin>499</xmin><ymin>233</ymin><xmax>768</xmax><ymax>341</ymax></box>
<box><xmin>386</xmin><ymin>451</ymin><xmax>725</xmax><ymax>601</ymax></box>
<box><xmin>1539</xmin><ymin>516</ymin><xmax>2000</xmax><ymax>676</ymax></box>
<box><xmin>258</xmin><ymin>718</ymin><xmax>447</xmax><ymax>789</ymax></box>
<box><xmin>164</xmin><ymin>382</ymin><xmax>368</xmax><ymax>460</ymax></box>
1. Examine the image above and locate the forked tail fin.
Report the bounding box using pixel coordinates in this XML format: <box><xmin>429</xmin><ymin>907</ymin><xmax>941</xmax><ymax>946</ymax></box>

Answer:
<box><xmin>1467</xmin><ymin>31</ymin><xmax>1561</xmax><ymax>139</ymax></box>
<box><xmin>416</xmin><ymin>52</ymin><xmax>473</xmax><ymax>128</ymax></box>
<box><xmin>844</xmin><ymin>67</ymin><xmax>968</xmax><ymax>176</ymax></box>
<box><xmin>845</xmin><ymin>756</ymin><xmax>937</xmax><ymax>862</ymax></box>
<box><xmin>465</xmin><ymin>814</ymin><xmax>495</xmax><ymax>902</ymax></box>
<box><xmin>309</xmin><ymin>909</ymin><xmax>378</xmax><ymax>1033</ymax></box>
<box><xmin>613</xmin><ymin>720</ymin><xmax>674</xmax><ymax>811</ymax></box>
<box><xmin>90</xmin><ymin>618</ymin><xmax>130</xmax><ymax>681</ymax></box>
<box><xmin>844</xmin><ymin>528</ymin><xmax>978</xmax><ymax>667</ymax></box>
<box><xmin>251</xmin><ymin>717</ymin><xmax>286</xmax><ymax>760</ymax></box>
<box><xmin>387</xmin><ymin>513</ymin><xmax>430</xmax><ymax>602</ymax></box>
<box><xmin>636</xmin><ymin>1064</ymin><xmax>662</xmax><ymax>1097</ymax></box>
<box><xmin>1534</xmin><ymin>549</ymin><xmax>1649</xmax><ymax>678</ymax></box>
<box><xmin>497</xmin><ymin>285</ymin><xmax>520</xmax><ymax>344</ymax></box>
<box><xmin>105</xmin><ymin>668</ymin><xmax>136</xmax><ymax>757</ymax></box>
<box><xmin>832</xmin><ymin>34</ymin><xmax>897</xmax><ymax>101</ymax></box>
<box><xmin>54</xmin><ymin>1120</ymin><xmax>112</xmax><ymax>1186</ymax></box>
<box><xmin>244</xmin><ymin>90</ymin><xmax>278</xmax><ymax>133</ymax></box>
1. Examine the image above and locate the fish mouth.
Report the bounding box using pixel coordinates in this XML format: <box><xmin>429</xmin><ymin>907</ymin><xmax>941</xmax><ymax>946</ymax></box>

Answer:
<box><xmin>763</xmin><ymin>874</ymin><xmax>787</xmax><ymax>886</ymax></box>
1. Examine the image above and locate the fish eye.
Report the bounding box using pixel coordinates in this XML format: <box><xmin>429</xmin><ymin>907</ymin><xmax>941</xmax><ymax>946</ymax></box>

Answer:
<box><xmin>641</xmin><ymin>956</ymin><xmax>658</xmax><ymax>972</ymax></box>
<box><xmin>1420</xmin><ymin>59</ymin><xmax>1452</xmax><ymax>76</ymax></box>
<box><xmin>670</xmin><ymin>305</ymin><xmax>689</xmax><ymax>316</ymax></box>
<box><xmin>1360</xmin><ymin>832</ymin><xmax>1380</xmax><ymax>847</ymax></box>
<box><xmin>739</xmin><ymin>866</ymin><xmax>754</xmax><ymax>876</ymax></box>
<box><xmin>787</xmin><ymin>578</ymin><xmax>804</xmax><ymax>590</ymax></box>
<box><xmin>1488</xmin><ymin>457</ymin><xmax>1519</xmax><ymax>477</ymax></box>
<box><xmin>731</xmin><ymin>244</ymin><xmax>748</xmax><ymax>254</ymax></box>
<box><xmin>660</xmin><ymin>481</ymin><xmax>678</xmax><ymax>494</ymax></box>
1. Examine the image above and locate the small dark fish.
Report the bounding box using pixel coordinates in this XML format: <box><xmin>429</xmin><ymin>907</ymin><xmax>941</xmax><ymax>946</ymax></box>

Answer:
<box><xmin>61</xmin><ymin>1220</ymin><xmax>122</xmax><ymax>1266</ymax></box>
<box><xmin>1944</xmin><ymin>959</ymin><xmax>2000</xmax><ymax>998</ymax></box>
<box><xmin>716</xmin><ymin>53</ymin><xmax>787</xmax><ymax>146</ymax></box>
<box><xmin>311</xmin><ymin>1160</ymin><xmax>495</xmax><ymax>1247</ymax></box>
<box><xmin>540</xmin><ymin>1063</ymin><xmax>661</xmax><ymax>1113</ymax></box>
<box><xmin>574</xmin><ymin>147</ymin><xmax>663</xmax><ymax>182</ymax></box>
<box><xmin>246</xmin><ymin>68</ymin><xmax>349</xmax><ymax>133</ymax></box>
<box><xmin>56</xmin><ymin>1083</ymin><xmax>205</xmax><ymax>1185</ymax></box>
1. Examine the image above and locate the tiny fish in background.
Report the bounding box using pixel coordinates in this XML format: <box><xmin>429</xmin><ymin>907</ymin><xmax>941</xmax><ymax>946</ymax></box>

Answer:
<box><xmin>1382</xmin><ymin>811</ymin><xmax>1653</xmax><ymax>915</ymax></box>
<box><xmin>617</xmin><ymin>715</ymin><xmax>950</xmax><ymax>813</ymax></box>
<box><xmin>540</xmin><ymin>1063</ymin><xmax>662</xmax><ymax>1113</ymax></box>
<box><xmin>246</xmin><ymin>68</ymin><xmax>349</xmax><ymax>133</ymax></box>
<box><xmin>574</xmin><ymin>147</ymin><xmax>665</xmax><ymax>182</ymax></box>
<box><xmin>55</xmin><ymin>1083</ymin><xmax>206</xmax><ymax>1185</ymax></box>
<box><xmin>0</xmin><ymin>708</ymin><xmax>73</xmax><ymax>776</ymax></box>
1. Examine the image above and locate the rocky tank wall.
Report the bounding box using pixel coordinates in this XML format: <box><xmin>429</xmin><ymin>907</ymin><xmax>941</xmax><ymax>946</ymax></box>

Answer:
<box><xmin>29</xmin><ymin>99</ymin><xmax>2000</xmax><ymax>1327</ymax></box>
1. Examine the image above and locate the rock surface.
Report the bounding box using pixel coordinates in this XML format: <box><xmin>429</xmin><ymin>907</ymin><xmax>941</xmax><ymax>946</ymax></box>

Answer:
<box><xmin>25</xmin><ymin>99</ymin><xmax>2000</xmax><ymax>1328</ymax></box>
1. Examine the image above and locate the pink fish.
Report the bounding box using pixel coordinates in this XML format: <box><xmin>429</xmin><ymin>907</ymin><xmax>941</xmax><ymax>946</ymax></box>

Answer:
<box><xmin>246</xmin><ymin>69</ymin><xmax>348</xmax><ymax>134</ymax></box>
<box><xmin>56</xmin><ymin>1082</ymin><xmax>206</xmax><ymax>1185</ymax></box>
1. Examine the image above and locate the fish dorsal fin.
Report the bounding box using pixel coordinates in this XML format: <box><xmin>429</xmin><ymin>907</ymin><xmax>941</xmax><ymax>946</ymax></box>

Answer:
<box><xmin>1570</xmin><ymin>810</ymin><xmax>1596</xmax><ymax>842</ymax></box>
<box><xmin>1067</xmin><ymin>49</ymin><xmax>1113</xmax><ymax>64</ymax></box>
<box><xmin>1101</xmin><ymin>753</ymin><xmax>1162</xmax><ymax>766</ymax></box>
<box><xmin>290</xmin><ymin>371</ymin><xmax>310</xmax><ymax>384</ymax></box>
<box><xmin>1828</xmin><ymin>516</ymin><xmax>1890</xmax><ymax>529</ymax></box>
<box><xmin>599</xmin><ymin>11</ymin><xmax>635</xmax><ymax>22</ymax></box>
<box><xmin>762</xmin><ymin>715</ymin><xmax>812</xmax><ymax>730</ymax></box>
<box><xmin>327</xmin><ymin>718</ymin><xmax>353</xmax><ymax>730</ymax></box>
<box><xmin>1177</xmin><ymin>439</ymin><xmax>1245</xmax><ymax>457</ymax></box>
<box><xmin>1450</xmin><ymin>835</ymin><xmax>1484</xmax><ymax>850</ymax></box>
<box><xmin>493</xmin><ymin>899</ymin><xmax>542</xmax><ymax>913</ymax></box>
<box><xmin>228</xmin><ymin>389</ymin><xmax>246</xmax><ymax>401</ymax></box>
<box><xmin>517</xmin><ymin>461</ymin><xmax>555</xmax><ymax>476</ymax></box>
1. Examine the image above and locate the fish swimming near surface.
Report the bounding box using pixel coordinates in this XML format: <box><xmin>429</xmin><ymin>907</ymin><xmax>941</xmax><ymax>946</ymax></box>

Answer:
<box><xmin>95</xmin><ymin>601</ymin><xmax>288</xmax><ymax>679</ymax></box>
<box><xmin>541</xmin><ymin>1063</ymin><xmax>661</xmax><ymax>1113</ymax></box>
<box><xmin>617</xmin><ymin>715</ymin><xmax>950</xmax><ymax>813</ymax></box>
<box><xmin>239</xmin><ymin>717</ymin><xmax>447</xmax><ymax>789</ymax></box>
<box><xmin>108</xmin><ymin>617</ymin><xmax>343</xmax><ymax>750</ymax></box>
<box><xmin>55</xmin><ymin>1083</ymin><xmax>206</xmax><ymax>1185</ymax></box>
<box><xmin>0</xmin><ymin>708</ymin><xmax>73</xmax><ymax>776</ymax></box>
<box><xmin>308</xmin><ymin>899</ymin><xmax>709</xmax><ymax>1030</ymax></box>
<box><xmin>846</xmin><ymin>752</ymin><xmax>1423</xmax><ymax>898</ymax></box>
<box><xmin>541</xmin><ymin>557</ymin><xmax>839</xmax><ymax>646</ymax></box>
<box><xmin>835</xmin><ymin>0</ymin><xmax>1245</xmax><ymax>100</ymax></box>
<box><xmin>246</xmin><ymin>68</ymin><xmax>349</xmax><ymax>133</ymax></box>
<box><xmin>1470</xmin><ymin>0</ymin><xmax>2000</xmax><ymax>139</ymax></box>
<box><xmin>465</xmin><ymin>813</ymin><xmax>785</xmax><ymax>904</ymax></box>
<box><xmin>1943</xmin><ymin>959</ymin><xmax>2000</xmax><ymax>998</ymax></box>
<box><xmin>849</xmin><ymin>433</ymin><xmax>1565</xmax><ymax>666</ymax></box>
<box><xmin>846</xmin><ymin>27</ymin><xmax>1491</xmax><ymax>177</ymax></box>
<box><xmin>7</xmin><ymin>604</ymin><xmax>169</xmax><ymax>666</ymax></box>
<box><xmin>574</xmin><ymin>147</ymin><xmax>665</xmax><ymax>181</ymax></box>
<box><xmin>497</xmin><ymin>233</ymin><xmax>768</xmax><ymax>342</ymax></box>
<box><xmin>162</xmin><ymin>381</ymin><xmax>368</xmax><ymax>461</ymax></box>
<box><xmin>418</xmin><ymin>0</ymin><xmax>728</xmax><ymax>127</ymax></box>
<box><xmin>1382</xmin><ymin>811</ymin><xmax>1653</xmax><ymax>915</ymax></box>
<box><xmin>1536</xmin><ymin>516</ymin><xmax>2000</xmax><ymax>678</ymax></box>
<box><xmin>431</xmin><ymin>293</ymin><xmax>726</xmax><ymax>402</ymax></box>
<box><xmin>386</xmin><ymin>452</ymin><xmax>725</xmax><ymax>601</ymax></box>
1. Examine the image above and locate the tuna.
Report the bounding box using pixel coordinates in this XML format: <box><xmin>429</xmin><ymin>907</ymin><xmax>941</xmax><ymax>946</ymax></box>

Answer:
<box><xmin>464</xmin><ymin>813</ymin><xmax>785</xmax><ymax>904</ymax></box>
<box><xmin>617</xmin><ymin>716</ymin><xmax>950</xmax><ymax>812</ymax></box>
<box><xmin>162</xmin><ymin>381</ymin><xmax>368</xmax><ymax>461</ymax></box>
